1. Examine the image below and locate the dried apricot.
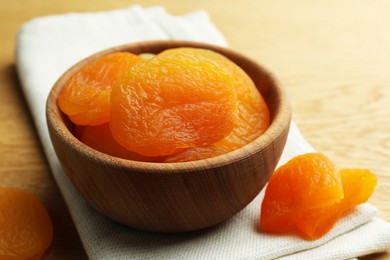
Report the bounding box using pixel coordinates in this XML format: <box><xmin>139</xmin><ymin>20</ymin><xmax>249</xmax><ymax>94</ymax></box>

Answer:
<box><xmin>215</xmin><ymin>73</ymin><xmax>269</xmax><ymax>151</ymax></box>
<box><xmin>110</xmin><ymin>48</ymin><xmax>239</xmax><ymax>157</ymax></box>
<box><xmin>164</xmin><ymin>57</ymin><xmax>270</xmax><ymax>162</ymax></box>
<box><xmin>164</xmin><ymin>146</ymin><xmax>228</xmax><ymax>163</ymax></box>
<box><xmin>260</xmin><ymin>153</ymin><xmax>343</xmax><ymax>233</ymax></box>
<box><xmin>80</xmin><ymin>123</ymin><xmax>163</xmax><ymax>162</ymax></box>
<box><xmin>259</xmin><ymin>153</ymin><xmax>377</xmax><ymax>240</ymax></box>
<box><xmin>0</xmin><ymin>188</ymin><xmax>53</xmax><ymax>259</ymax></box>
<box><xmin>58</xmin><ymin>52</ymin><xmax>141</xmax><ymax>125</ymax></box>
<box><xmin>338</xmin><ymin>168</ymin><xmax>377</xmax><ymax>206</ymax></box>
<box><xmin>294</xmin><ymin>168</ymin><xmax>377</xmax><ymax>239</ymax></box>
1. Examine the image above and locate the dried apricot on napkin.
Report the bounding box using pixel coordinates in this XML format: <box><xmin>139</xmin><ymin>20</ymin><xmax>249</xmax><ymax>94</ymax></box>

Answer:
<box><xmin>110</xmin><ymin>48</ymin><xmax>239</xmax><ymax>157</ymax></box>
<box><xmin>294</xmin><ymin>168</ymin><xmax>377</xmax><ymax>239</ymax></box>
<box><xmin>260</xmin><ymin>153</ymin><xmax>344</xmax><ymax>234</ymax></box>
<box><xmin>58</xmin><ymin>52</ymin><xmax>141</xmax><ymax>125</ymax></box>
<box><xmin>0</xmin><ymin>188</ymin><xmax>53</xmax><ymax>259</ymax></box>
<box><xmin>259</xmin><ymin>153</ymin><xmax>377</xmax><ymax>240</ymax></box>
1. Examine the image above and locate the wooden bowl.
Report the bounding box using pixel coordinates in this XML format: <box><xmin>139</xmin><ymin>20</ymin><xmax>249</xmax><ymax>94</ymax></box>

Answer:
<box><xmin>46</xmin><ymin>40</ymin><xmax>291</xmax><ymax>233</ymax></box>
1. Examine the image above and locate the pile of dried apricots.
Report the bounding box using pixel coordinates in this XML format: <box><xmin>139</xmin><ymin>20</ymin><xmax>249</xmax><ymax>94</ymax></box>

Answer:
<box><xmin>58</xmin><ymin>48</ymin><xmax>270</xmax><ymax>162</ymax></box>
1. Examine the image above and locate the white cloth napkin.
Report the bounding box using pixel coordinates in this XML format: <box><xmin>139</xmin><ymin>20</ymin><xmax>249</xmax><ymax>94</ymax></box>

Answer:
<box><xmin>15</xmin><ymin>5</ymin><xmax>390</xmax><ymax>259</ymax></box>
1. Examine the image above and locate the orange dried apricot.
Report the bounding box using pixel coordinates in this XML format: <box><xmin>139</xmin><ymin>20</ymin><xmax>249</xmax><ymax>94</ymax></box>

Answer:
<box><xmin>164</xmin><ymin>56</ymin><xmax>270</xmax><ymax>162</ymax></box>
<box><xmin>79</xmin><ymin>123</ymin><xmax>163</xmax><ymax>162</ymax></box>
<box><xmin>294</xmin><ymin>168</ymin><xmax>377</xmax><ymax>239</ymax></box>
<box><xmin>338</xmin><ymin>168</ymin><xmax>377</xmax><ymax>207</ymax></box>
<box><xmin>0</xmin><ymin>188</ymin><xmax>53</xmax><ymax>259</ymax></box>
<box><xmin>110</xmin><ymin>48</ymin><xmax>239</xmax><ymax>157</ymax></box>
<box><xmin>161</xmin><ymin>48</ymin><xmax>270</xmax><ymax>150</ymax></box>
<box><xmin>259</xmin><ymin>153</ymin><xmax>377</xmax><ymax>240</ymax></box>
<box><xmin>164</xmin><ymin>146</ymin><xmax>228</xmax><ymax>163</ymax></box>
<box><xmin>260</xmin><ymin>153</ymin><xmax>344</xmax><ymax>233</ymax></box>
<box><xmin>214</xmin><ymin>72</ymin><xmax>269</xmax><ymax>151</ymax></box>
<box><xmin>58</xmin><ymin>52</ymin><xmax>141</xmax><ymax>125</ymax></box>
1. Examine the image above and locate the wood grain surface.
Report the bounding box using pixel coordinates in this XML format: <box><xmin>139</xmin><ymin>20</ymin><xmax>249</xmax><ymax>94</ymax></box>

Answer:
<box><xmin>0</xmin><ymin>0</ymin><xmax>389</xmax><ymax>259</ymax></box>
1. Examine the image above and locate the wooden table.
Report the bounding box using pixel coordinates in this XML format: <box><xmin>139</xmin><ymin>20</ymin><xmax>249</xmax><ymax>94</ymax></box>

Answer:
<box><xmin>1</xmin><ymin>0</ymin><xmax>389</xmax><ymax>259</ymax></box>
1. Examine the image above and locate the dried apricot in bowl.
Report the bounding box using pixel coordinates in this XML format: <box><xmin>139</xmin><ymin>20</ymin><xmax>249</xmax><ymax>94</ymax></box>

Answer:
<box><xmin>80</xmin><ymin>123</ymin><xmax>163</xmax><ymax>162</ymax></box>
<box><xmin>110</xmin><ymin>48</ymin><xmax>241</xmax><ymax>157</ymax></box>
<box><xmin>0</xmin><ymin>188</ymin><xmax>53</xmax><ymax>259</ymax></box>
<box><xmin>162</xmin><ymin>48</ymin><xmax>270</xmax><ymax>162</ymax></box>
<box><xmin>259</xmin><ymin>153</ymin><xmax>377</xmax><ymax>240</ymax></box>
<box><xmin>58</xmin><ymin>52</ymin><xmax>141</xmax><ymax>126</ymax></box>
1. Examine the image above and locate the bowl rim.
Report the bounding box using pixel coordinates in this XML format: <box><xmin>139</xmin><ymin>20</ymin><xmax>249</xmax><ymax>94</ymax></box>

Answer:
<box><xmin>46</xmin><ymin>40</ymin><xmax>291</xmax><ymax>174</ymax></box>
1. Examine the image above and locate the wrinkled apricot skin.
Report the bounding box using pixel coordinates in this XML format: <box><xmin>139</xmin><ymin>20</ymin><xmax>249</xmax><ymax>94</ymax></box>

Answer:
<box><xmin>58</xmin><ymin>52</ymin><xmax>142</xmax><ymax>125</ymax></box>
<box><xmin>259</xmin><ymin>153</ymin><xmax>377</xmax><ymax>240</ymax></box>
<box><xmin>0</xmin><ymin>188</ymin><xmax>53</xmax><ymax>259</ymax></box>
<box><xmin>110</xmin><ymin>48</ymin><xmax>240</xmax><ymax>157</ymax></box>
